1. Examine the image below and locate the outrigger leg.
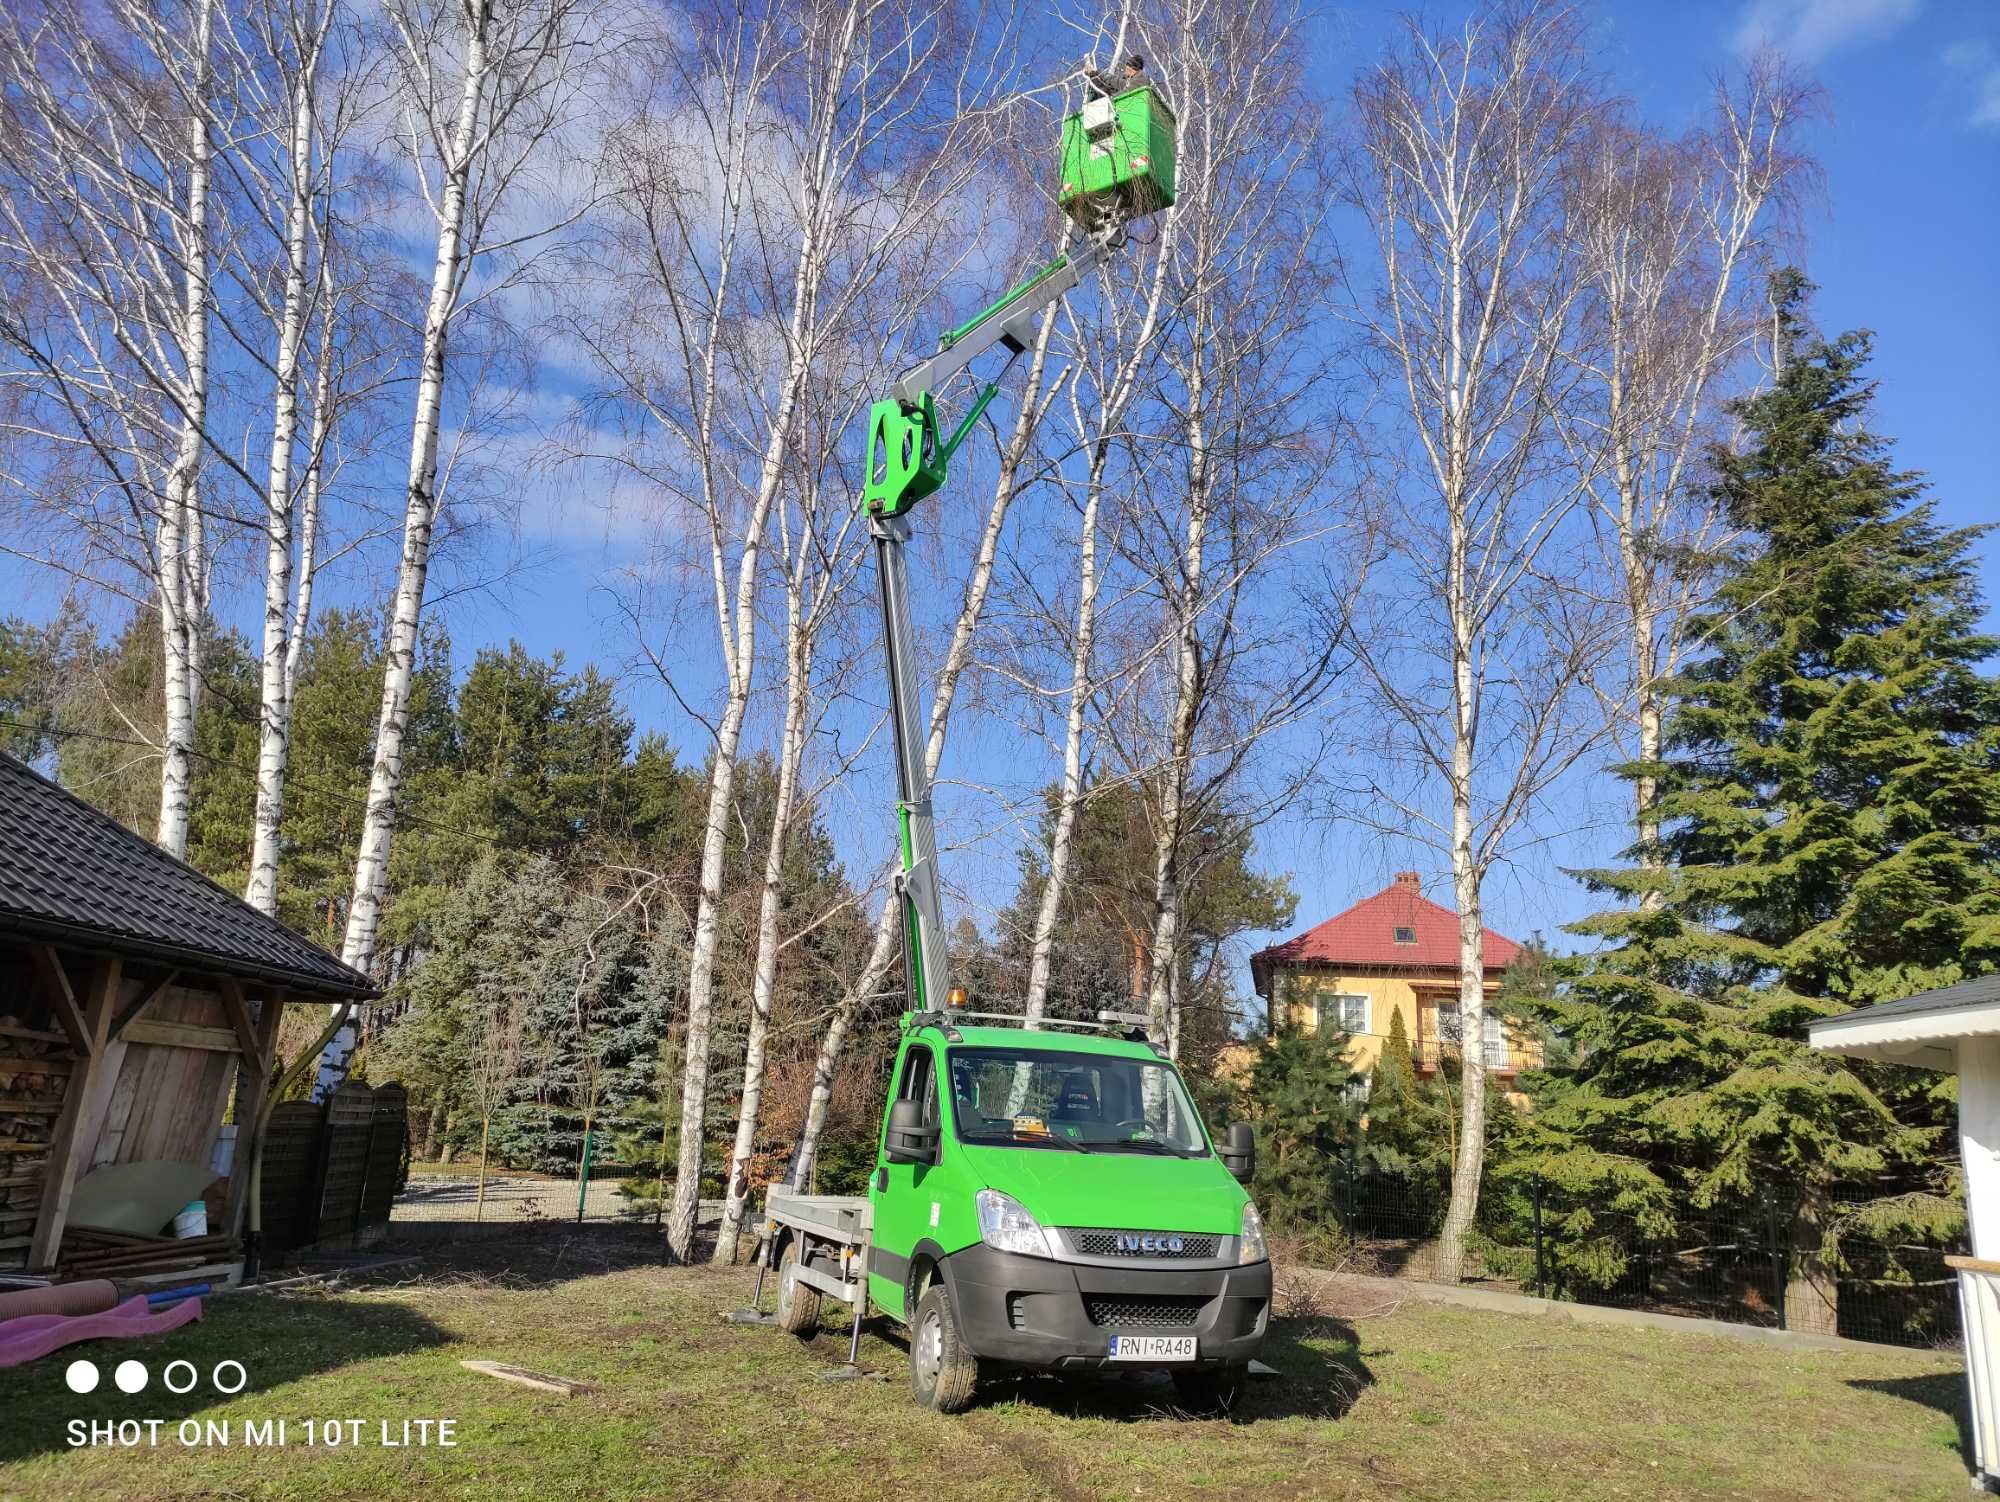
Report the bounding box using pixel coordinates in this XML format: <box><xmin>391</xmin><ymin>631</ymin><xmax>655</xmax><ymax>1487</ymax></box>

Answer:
<box><xmin>822</xmin><ymin>1233</ymin><xmax>872</xmax><ymax>1382</ymax></box>
<box><xmin>722</xmin><ymin>1221</ymin><xmax>781</xmax><ymax>1326</ymax></box>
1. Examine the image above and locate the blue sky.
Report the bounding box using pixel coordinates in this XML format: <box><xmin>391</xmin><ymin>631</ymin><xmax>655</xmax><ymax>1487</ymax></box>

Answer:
<box><xmin>1229</xmin><ymin>0</ymin><xmax>2000</xmax><ymax>963</ymax></box>
<box><xmin>443</xmin><ymin>0</ymin><xmax>2000</xmax><ymax>983</ymax></box>
<box><xmin>4</xmin><ymin>0</ymin><xmax>1994</xmax><ymax>999</ymax></box>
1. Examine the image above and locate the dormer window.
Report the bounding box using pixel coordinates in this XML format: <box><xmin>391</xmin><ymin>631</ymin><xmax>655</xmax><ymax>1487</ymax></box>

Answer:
<box><xmin>1393</xmin><ymin>926</ymin><xmax>1417</xmax><ymax>945</ymax></box>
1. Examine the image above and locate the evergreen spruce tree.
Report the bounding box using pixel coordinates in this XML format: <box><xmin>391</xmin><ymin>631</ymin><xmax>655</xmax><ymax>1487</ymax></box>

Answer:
<box><xmin>1515</xmin><ymin>275</ymin><xmax>1997</xmax><ymax>1326</ymax></box>
<box><xmin>1353</xmin><ymin>1007</ymin><xmax>1456</xmax><ymax>1230</ymax></box>
<box><xmin>1242</xmin><ymin>981</ymin><xmax>1363</xmax><ymax>1246</ymax></box>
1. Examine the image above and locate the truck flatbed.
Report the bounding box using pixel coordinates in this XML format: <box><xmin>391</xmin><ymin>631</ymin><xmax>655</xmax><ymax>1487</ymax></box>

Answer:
<box><xmin>764</xmin><ymin>1188</ymin><xmax>870</xmax><ymax>1245</ymax></box>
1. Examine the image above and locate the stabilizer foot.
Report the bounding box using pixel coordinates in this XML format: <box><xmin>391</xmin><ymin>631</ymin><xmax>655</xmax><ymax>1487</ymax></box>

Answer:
<box><xmin>723</xmin><ymin>1310</ymin><xmax>780</xmax><ymax>1326</ymax></box>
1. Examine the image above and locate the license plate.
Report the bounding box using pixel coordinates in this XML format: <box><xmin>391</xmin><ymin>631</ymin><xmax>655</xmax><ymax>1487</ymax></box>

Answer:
<box><xmin>1106</xmin><ymin>1334</ymin><xmax>1196</xmax><ymax>1362</ymax></box>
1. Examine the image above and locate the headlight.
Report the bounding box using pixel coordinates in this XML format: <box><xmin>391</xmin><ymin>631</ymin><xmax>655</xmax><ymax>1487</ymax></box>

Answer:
<box><xmin>1238</xmin><ymin>1201</ymin><xmax>1268</xmax><ymax>1265</ymax></box>
<box><xmin>975</xmin><ymin>1189</ymin><xmax>1055</xmax><ymax>1259</ymax></box>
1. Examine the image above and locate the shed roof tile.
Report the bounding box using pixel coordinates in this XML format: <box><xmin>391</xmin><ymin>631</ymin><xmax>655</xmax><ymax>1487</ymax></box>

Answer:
<box><xmin>0</xmin><ymin>753</ymin><xmax>378</xmax><ymax>998</ymax></box>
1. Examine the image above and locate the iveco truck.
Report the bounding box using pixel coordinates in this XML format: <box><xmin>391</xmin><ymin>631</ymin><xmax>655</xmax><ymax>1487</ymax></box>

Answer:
<box><xmin>743</xmin><ymin>1005</ymin><xmax>1271</xmax><ymax>1414</ymax></box>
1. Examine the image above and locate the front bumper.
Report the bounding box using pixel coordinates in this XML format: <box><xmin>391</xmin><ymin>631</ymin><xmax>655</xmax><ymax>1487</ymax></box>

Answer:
<box><xmin>943</xmin><ymin>1244</ymin><xmax>1271</xmax><ymax>1371</ymax></box>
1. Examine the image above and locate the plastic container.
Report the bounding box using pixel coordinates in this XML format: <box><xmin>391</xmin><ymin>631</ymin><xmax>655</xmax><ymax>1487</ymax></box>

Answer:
<box><xmin>172</xmin><ymin>1201</ymin><xmax>208</xmax><ymax>1239</ymax></box>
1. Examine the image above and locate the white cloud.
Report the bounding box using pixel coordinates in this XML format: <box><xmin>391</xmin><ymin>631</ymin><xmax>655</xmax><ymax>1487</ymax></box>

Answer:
<box><xmin>1943</xmin><ymin>39</ymin><xmax>2000</xmax><ymax>128</ymax></box>
<box><xmin>1731</xmin><ymin>0</ymin><xmax>1922</xmax><ymax>64</ymax></box>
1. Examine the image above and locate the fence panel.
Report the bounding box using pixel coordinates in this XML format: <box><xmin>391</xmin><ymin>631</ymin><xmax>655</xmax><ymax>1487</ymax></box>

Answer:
<box><xmin>258</xmin><ymin>1100</ymin><xmax>324</xmax><ymax>1255</ymax></box>
<box><xmin>314</xmin><ymin>1081</ymin><xmax>375</xmax><ymax>1245</ymax></box>
<box><xmin>356</xmin><ymin>1083</ymin><xmax>408</xmax><ymax>1246</ymax></box>
<box><xmin>1328</xmin><ymin>1169</ymin><xmax>1962</xmax><ymax>1349</ymax></box>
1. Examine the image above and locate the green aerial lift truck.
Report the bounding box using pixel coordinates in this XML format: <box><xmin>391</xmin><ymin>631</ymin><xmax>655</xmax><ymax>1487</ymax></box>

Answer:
<box><xmin>732</xmin><ymin>78</ymin><xmax>1270</xmax><ymax>1417</ymax></box>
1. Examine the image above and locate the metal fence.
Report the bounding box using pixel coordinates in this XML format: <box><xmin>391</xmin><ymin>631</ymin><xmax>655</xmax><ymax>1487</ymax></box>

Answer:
<box><xmin>1333</xmin><ymin>1172</ymin><xmax>1963</xmax><ymax>1350</ymax></box>
<box><xmin>386</xmin><ymin>1116</ymin><xmax>672</xmax><ymax>1237</ymax></box>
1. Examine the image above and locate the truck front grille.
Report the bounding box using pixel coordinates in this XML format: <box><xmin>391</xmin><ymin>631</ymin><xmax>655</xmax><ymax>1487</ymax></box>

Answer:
<box><xmin>1070</xmin><ymin>1230</ymin><xmax>1220</xmax><ymax>1259</ymax></box>
<box><xmin>1083</xmin><ymin>1294</ymin><xmax>1209</xmax><ymax>1328</ymax></box>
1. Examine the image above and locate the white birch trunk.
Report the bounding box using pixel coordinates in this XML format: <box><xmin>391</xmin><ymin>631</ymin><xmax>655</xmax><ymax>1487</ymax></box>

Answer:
<box><xmin>1018</xmin><ymin>477</ymin><xmax>1099</xmax><ymax>1025</ymax></box>
<box><xmin>285</xmin><ymin>264</ymin><xmax>337</xmax><ymax>708</ymax></box>
<box><xmin>1144</xmin><ymin>502</ymin><xmax>1200</xmax><ymax>1056</ymax></box>
<box><xmin>246</xmin><ymin>47</ymin><xmax>321</xmax><ymax>916</ymax></box>
<box><xmin>712</xmin><ymin>568</ymin><xmax>811</xmax><ymax>1262</ymax></box>
<box><xmin>1435</xmin><ymin>621</ymin><xmax>1487</xmax><ymax>1283</ymax></box>
<box><xmin>1142</xmin><ymin>402</ymin><xmax>1207</xmax><ymax>1059</ymax></box>
<box><xmin>154</xmin><ymin>0</ymin><xmax>216</xmax><ymax>860</ymax></box>
<box><xmin>664</xmin><ymin>336</ymin><xmax>813</xmax><ymax>1263</ymax></box>
<box><xmin>319</xmin><ymin>6</ymin><xmax>494</xmax><ymax>1094</ymax></box>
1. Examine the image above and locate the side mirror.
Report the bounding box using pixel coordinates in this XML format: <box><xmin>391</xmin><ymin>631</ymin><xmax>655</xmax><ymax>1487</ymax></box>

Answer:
<box><xmin>1220</xmin><ymin>1122</ymin><xmax>1255</xmax><ymax>1183</ymax></box>
<box><xmin>884</xmin><ymin>1097</ymin><xmax>939</xmax><ymax>1166</ymax></box>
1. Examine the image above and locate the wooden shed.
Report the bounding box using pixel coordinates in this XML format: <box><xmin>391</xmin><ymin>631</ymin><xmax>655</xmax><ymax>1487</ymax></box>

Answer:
<box><xmin>0</xmin><ymin>752</ymin><xmax>377</xmax><ymax>1278</ymax></box>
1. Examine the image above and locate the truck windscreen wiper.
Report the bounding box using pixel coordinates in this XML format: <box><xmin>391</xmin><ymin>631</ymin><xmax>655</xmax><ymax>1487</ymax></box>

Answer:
<box><xmin>1103</xmin><ymin>1137</ymin><xmax>1200</xmax><ymax>1158</ymax></box>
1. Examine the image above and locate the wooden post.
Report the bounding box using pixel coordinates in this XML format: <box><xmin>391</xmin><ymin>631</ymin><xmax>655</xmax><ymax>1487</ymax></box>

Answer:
<box><xmin>28</xmin><ymin>952</ymin><xmax>122</xmax><ymax>1268</ymax></box>
<box><xmin>227</xmin><ymin>990</ymin><xmax>287</xmax><ymax>1240</ymax></box>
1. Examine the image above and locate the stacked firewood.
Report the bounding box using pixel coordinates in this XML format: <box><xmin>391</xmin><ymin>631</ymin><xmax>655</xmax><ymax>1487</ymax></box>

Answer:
<box><xmin>0</xmin><ymin>1014</ymin><xmax>72</xmax><ymax>1268</ymax></box>
<box><xmin>54</xmin><ymin>1227</ymin><xmax>237</xmax><ymax>1280</ymax></box>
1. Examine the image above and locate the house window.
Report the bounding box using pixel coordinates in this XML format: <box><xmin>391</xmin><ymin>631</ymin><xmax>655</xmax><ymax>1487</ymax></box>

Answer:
<box><xmin>1431</xmin><ymin>1005</ymin><xmax>1512</xmax><ymax>1070</ymax></box>
<box><xmin>1393</xmin><ymin>926</ymin><xmax>1416</xmax><ymax>944</ymax></box>
<box><xmin>1315</xmin><ymin>992</ymin><xmax>1369</xmax><ymax>1036</ymax></box>
<box><xmin>1343</xmin><ymin>1073</ymin><xmax>1372</xmax><ymax>1104</ymax></box>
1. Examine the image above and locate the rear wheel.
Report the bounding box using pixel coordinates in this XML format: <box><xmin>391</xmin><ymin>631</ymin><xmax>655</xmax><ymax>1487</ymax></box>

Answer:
<box><xmin>1171</xmin><ymin>1363</ymin><xmax>1247</xmax><ymax>1417</ymax></box>
<box><xmin>910</xmin><ymin>1283</ymin><xmax>979</xmax><ymax>1413</ymax></box>
<box><xmin>775</xmin><ymin>1239</ymin><xmax>821</xmax><ymax>1338</ymax></box>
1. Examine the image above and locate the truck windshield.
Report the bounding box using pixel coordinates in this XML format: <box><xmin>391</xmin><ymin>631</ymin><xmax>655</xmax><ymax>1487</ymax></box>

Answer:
<box><xmin>946</xmin><ymin>1047</ymin><xmax>1210</xmax><ymax>1156</ymax></box>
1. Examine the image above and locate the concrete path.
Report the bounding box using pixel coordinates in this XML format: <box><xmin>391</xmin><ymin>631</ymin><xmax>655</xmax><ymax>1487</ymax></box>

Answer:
<box><xmin>1320</xmin><ymin>1268</ymin><xmax>1941</xmax><ymax>1356</ymax></box>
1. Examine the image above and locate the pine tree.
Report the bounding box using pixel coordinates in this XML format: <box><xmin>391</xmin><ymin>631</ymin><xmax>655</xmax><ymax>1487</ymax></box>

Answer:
<box><xmin>1516</xmin><ymin>275</ymin><xmax>1996</xmax><ymax>1325</ymax></box>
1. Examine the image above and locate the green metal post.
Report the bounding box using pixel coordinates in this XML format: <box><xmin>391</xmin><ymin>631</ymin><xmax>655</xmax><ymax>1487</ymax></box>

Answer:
<box><xmin>575</xmin><ymin>1124</ymin><xmax>593</xmax><ymax>1223</ymax></box>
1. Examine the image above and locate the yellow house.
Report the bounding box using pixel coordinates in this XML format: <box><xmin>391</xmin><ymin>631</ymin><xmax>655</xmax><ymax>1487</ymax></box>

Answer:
<box><xmin>1248</xmin><ymin>871</ymin><xmax>1540</xmax><ymax>1082</ymax></box>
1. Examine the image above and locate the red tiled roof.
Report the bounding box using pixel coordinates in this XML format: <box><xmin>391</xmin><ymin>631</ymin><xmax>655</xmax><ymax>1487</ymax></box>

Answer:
<box><xmin>1250</xmin><ymin>872</ymin><xmax>1522</xmax><ymax>995</ymax></box>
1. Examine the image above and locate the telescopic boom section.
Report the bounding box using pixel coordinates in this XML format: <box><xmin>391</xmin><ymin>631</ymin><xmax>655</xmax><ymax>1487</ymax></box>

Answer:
<box><xmin>859</xmin><ymin>240</ymin><xmax>1109</xmax><ymax>1013</ymax></box>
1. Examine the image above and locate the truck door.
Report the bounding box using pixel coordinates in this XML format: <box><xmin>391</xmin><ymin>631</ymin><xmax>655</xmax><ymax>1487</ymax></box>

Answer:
<box><xmin>868</xmin><ymin>1039</ymin><xmax>940</xmax><ymax>1320</ymax></box>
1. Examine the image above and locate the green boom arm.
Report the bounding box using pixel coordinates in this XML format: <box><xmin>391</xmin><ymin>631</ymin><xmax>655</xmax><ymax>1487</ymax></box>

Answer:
<box><xmin>859</xmin><ymin>236</ymin><xmax>1112</xmax><ymax>1012</ymax></box>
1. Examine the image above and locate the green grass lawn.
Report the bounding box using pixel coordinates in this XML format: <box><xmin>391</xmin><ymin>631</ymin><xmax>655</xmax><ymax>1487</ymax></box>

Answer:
<box><xmin>0</xmin><ymin>1236</ymin><xmax>1970</xmax><ymax>1501</ymax></box>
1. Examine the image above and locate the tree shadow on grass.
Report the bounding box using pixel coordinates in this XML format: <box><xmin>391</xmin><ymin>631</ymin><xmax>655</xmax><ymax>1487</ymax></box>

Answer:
<box><xmin>0</xmin><ymin>1290</ymin><xmax>451</xmax><ymax>1465</ymax></box>
<box><xmin>858</xmin><ymin>1312</ymin><xmax>1376</xmax><ymax>1424</ymax></box>
<box><xmin>1849</xmin><ymin>1371</ymin><xmax>1973</xmax><ymax>1475</ymax></box>
<box><xmin>350</xmin><ymin>1221</ymin><xmax>672</xmax><ymax>1291</ymax></box>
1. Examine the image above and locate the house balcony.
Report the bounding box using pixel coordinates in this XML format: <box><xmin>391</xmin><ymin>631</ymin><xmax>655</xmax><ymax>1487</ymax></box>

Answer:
<box><xmin>1415</xmin><ymin>1037</ymin><xmax>1535</xmax><ymax>1077</ymax></box>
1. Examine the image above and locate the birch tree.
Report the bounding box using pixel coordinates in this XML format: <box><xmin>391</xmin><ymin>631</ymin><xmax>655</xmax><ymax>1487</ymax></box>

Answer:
<box><xmin>1011</xmin><ymin>229</ymin><xmax>1171</xmax><ymax>1025</ymax></box>
<box><xmin>1117</xmin><ymin>0</ymin><xmax>1341</xmax><ymax>1058</ymax></box>
<box><xmin>1560</xmin><ymin>61</ymin><xmax>1810</xmax><ymax>901</ymax></box>
<box><xmin>232</xmin><ymin>0</ymin><xmax>372</xmax><ymax>914</ymax></box>
<box><xmin>1340</xmin><ymin>2</ymin><xmax>1613</xmax><ymax>1281</ymax></box>
<box><xmin>0</xmin><ymin>0</ymin><xmax>232</xmax><ymax>856</ymax></box>
<box><xmin>709</xmin><ymin>350</ymin><xmax>888</xmax><ymax>1260</ymax></box>
<box><xmin>574</xmin><ymin>0</ymin><xmax>1009</xmax><ymax>1258</ymax></box>
<box><xmin>319</xmin><ymin>0</ymin><xmax>610</xmax><ymax>1092</ymax></box>
<box><xmin>786</xmin><ymin>293</ymin><xmax>1062</xmax><ymax>1193</ymax></box>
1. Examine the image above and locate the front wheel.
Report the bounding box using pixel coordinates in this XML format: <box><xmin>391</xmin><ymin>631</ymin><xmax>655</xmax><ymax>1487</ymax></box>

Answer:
<box><xmin>909</xmin><ymin>1283</ymin><xmax>979</xmax><ymax>1413</ymax></box>
<box><xmin>1172</xmin><ymin>1363</ymin><xmax>1247</xmax><ymax>1417</ymax></box>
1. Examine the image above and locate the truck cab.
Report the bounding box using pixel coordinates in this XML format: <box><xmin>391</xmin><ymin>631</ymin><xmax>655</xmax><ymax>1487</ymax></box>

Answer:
<box><xmin>856</xmin><ymin>1009</ymin><xmax>1271</xmax><ymax>1412</ymax></box>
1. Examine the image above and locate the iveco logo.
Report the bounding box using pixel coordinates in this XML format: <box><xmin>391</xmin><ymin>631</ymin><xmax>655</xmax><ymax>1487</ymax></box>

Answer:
<box><xmin>1115</xmin><ymin>1233</ymin><xmax>1184</xmax><ymax>1254</ymax></box>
